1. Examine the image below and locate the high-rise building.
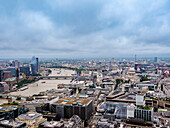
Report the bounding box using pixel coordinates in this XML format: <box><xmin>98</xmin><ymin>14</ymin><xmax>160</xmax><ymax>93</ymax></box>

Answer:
<box><xmin>20</xmin><ymin>67</ymin><xmax>30</xmax><ymax>76</ymax></box>
<box><xmin>7</xmin><ymin>67</ymin><xmax>16</xmax><ymax>76</ymax></box>
<box><xmin>36</xmin><ymin>57</ymin><xmax>39</xmax><ymax>72</ymax></box>
<box><xmin>16</xmin><ymin>68</ymin><xmax>20</xmax><ymax>83</ymax></box>
<box><xmin>14</xmin><ymin>60</ymin><xmax>20</xmax><ymax>68</ymax></box>
<box><xmin>0</xmin><ymin>70</ymin><xmax>3</xmax><ymax>82</ymax></box>
<box><xmin>135</xmin><ymin>54</ymin><xmax>136</xmax><ymax>63</ymax></box>
<box><xmin>154</xmin><ymin>57</ymin><xmax>158</xmax><ymax>63</ymax></box>
<box><xmin>30</xmin><ymin>56</ymin><xmax>39</xmax><ymax>75</ymax></box>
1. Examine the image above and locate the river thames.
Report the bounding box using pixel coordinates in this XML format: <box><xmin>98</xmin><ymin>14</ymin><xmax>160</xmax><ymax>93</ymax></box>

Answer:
<box><xmin>8</xmin><ymin>68</ymin><xmax>76</xmax><ymax>96</ymax></box>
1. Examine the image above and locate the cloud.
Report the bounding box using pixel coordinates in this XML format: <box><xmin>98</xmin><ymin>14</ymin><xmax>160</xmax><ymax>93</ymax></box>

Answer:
<box><xmin>0</xmin><ymin>0</ymin><xmax>170</xmax><ymax>58</ymax></box>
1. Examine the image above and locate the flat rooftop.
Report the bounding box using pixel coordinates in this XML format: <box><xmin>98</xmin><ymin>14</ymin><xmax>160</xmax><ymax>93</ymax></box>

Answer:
<box><xmin>53</xmin><ymin>98</ymin><xmax>91</xmax><ymax>105</ymax></box>
<box><xmin>17</xmin><ymin>112</ymin><xmax>42</xmax><ymax>120</ymax></box>
<box><xmin>137</xmin><ymin>106</ymin><xmax>153</xmax><ymax>110</ymax></box>
<box><xmin>0</xmin><ymin>120</ymin><xmax>25</xmax><ymax>127</ymax></box>
<box><xmin>0</xmin><ymin>104</ymin><xmax>21</xmax><ymax>112</ymax></box>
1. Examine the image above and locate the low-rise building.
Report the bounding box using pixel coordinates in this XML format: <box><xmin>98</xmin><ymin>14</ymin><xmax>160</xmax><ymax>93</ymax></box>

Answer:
<box><xmin>16</xmin><ymin>112</ymin><xmax>46</xmax><ymax>128</ymax></box>
<box><xmin>0</xmin><ymin>82</ymin><xmax>9</xmax><ymax>93</ymax></box>
<box><xmin>0</xmin><ymin>103</ymin><xmax>26</xmax><ymax>120</ymax></box>
<box><xmin>40</xmin><ymin>115</ymin><xmax>83</xmax><ymax>128</ymax></box>
<box><xmin>0</xmin><ymin>120</ymin><xmax>26</xmax><ymax>128</ymax></box>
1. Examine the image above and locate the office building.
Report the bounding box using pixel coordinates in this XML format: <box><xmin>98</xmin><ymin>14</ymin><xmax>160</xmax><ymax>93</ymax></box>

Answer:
<box><xmin>127</xmin><ymin>104</ymin><xmax>135</xmax><ymax>118</ymax></box>
<box><xmin>20</xmin><ymin>67</ymin><xmax>30</xmax><ymax>76</ymax></box>
<box><xmin>0</xmin><ymin>70</ymin><xmax>3</xmax><ymax>82</ymax></box>
<box><xmin>3</xmin><ymin>71</ymin><xmax>13</xmax><ymax>81</ymax></box>
<box><xmin>127</xmin><ymin>104</ymin><xmax>153</xmax><ymax>121</ymax></box>
<box><xmin>16</xmin><ymin>112</ymin><xmax>46</xmax><ymax>128</ymax></box>
<box><xmin>12</xmin><ymin>60</ymin><xmax>20</xmax><ymax>68</ymax></box>
<box><xmin>0</xmin><ymin>103</ymin><xmax>26</xmax><ymax>120</ymax></box>
<box><xmin>36</xmin><ymin>57</ymin><xmax>39</xmax><ymax>72</ymax></box>
<box><xmin>136</xmin><ymin>94</ymin><xmax>145</xmax><ymax>106</ymax></box>
<box><xmin>30</xmin><ymin>56</ymin><xmax>39</xmax><ymax>75</ymax></box>
<box><xmin>7</xmin><ymin>67</ymin><xmax>16</xmax><ymax>76</ymax></box>
<box><xmin>0</xmin><ymin>120</ymin><xmax>26</xmax><ymax>128</ymax></box>
<box><xmin>51</xmin><ymin>98</ymin><xmax>93</xmax><ymax>120</ymax></box>
<box><xmin>40</xmin><ymin>115</ymin><xmax>83</xmax><ymax>128</ymax></box>
<box><xmin>154</xmin><ymin>57</ymin><xmax>158</xmax><ymax>63</ymax></box>
<box><xmin>134</xmin><ymin>106</ymin><xmax>153</xmax><ymax>121</ymax></box>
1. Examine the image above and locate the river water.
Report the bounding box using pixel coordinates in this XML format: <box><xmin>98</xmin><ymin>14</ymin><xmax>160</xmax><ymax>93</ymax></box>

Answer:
<box><xmin>8</xmin><ymin>69</ymin><xmax>75</xmax><ymax>97</ymax></box>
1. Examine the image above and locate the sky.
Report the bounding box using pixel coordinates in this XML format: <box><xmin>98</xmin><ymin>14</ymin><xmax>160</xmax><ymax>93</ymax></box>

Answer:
<box><xmin>0</xmin><ymin>0</ymin><xmax>170</xmax><ymax>58</ymax></box>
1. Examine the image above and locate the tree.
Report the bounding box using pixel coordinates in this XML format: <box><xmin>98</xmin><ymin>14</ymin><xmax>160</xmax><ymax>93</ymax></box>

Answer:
<box><xmin>140</xmin><ymin>76</ymin><xmax>150</xmax><ymax>82</ymax></box>
<box><xmin>48</xmin><ymin>69</ymin><xmax>52</xmax><ymax>74</ymax></box>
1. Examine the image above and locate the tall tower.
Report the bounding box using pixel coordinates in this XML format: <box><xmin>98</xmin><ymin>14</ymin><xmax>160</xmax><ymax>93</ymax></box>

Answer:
<box><xmin>0</xmin><ymin>70</ymin><xmax>3</xmax><ymax>82</ymax></box>
<box><xmin>154</xmin><ymin>57</ymin><xmax>158</xmax><ymax>63</ymax></box>
<box><xmin>16</xmin><ymin>68</ymin><xmax>20</xmax><ymax>83</ymax></box>
<box><xmin>36</xmin><ymin>57</ymin><xmax>39</xmax><ymax>73</ymax></box>
<box><xmin>135</xmin><ymin>54</ymin><xmax>136</xmax><ymax>63</ymax></box>
<box><xmin>31</xmin><ymin>56</ymin><xmax>38</xmax><ymax>75</ymax></box>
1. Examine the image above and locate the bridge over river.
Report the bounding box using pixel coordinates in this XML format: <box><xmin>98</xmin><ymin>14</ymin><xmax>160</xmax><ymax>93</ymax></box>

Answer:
<box><xmin>37</xmin><ymin>75</ymin><xmax>76</xmax><ymax>80</ymax></box>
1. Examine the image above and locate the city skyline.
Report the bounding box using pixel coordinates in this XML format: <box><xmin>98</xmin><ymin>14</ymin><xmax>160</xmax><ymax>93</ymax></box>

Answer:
<box><xmin>0</xmin><ymin>0</ymin><xmax>170</xmax><ymax>58</ymax></box>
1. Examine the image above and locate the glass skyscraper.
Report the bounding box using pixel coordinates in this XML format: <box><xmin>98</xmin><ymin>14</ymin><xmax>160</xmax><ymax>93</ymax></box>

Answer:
<box><xmin>30</xmin><ymin>56</ymin><xmax>39</xmax><ymax>75</ymax></box>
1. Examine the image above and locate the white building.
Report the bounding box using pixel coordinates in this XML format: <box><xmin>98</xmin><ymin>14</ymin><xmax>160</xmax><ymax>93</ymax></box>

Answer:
<box><xmin>127</xmin><ymin>104</ymin><xmax>135</xmax><ymax>118</ymax></box>
<box><xmin>136</xmin><ymin>94</ymin><xmax>145</xmax><ymax>106</ymax></box>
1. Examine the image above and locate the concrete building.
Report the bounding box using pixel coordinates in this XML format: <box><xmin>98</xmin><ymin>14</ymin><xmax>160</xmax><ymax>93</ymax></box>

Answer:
<box><xmin>51</xmin><ymin>98</ymin><xmax>93</xmax><ymax>120</ymax></box>
<box><xmin>16</xmin><ymin>112</ymin><xmax>46</xmax><ymax>128</ymax></box>
<box><xmin>0</xmin><ymin>103</ymin><xmax>26</xmax><ymax>120</ymax></box>
<box><xmin>3</xmin><ymin>71</ymin><xmax>13</xmax><ymax>81</ymax></box>
<box><xmin>20</xmin><ymin>67</ymin><xmax>30</xmax><ymax>76</ymax></box>
<box><xmin>7</xmin><ymin>67</ymin><xmax>16</xmax><ymax>76</ymax></box>
<box><xmin>0</xmin><ymin>82</ymin><xmax>9</xmax><ymax>93</ymax></box>
<box><xmin>0</xmin><ymin>70</ymin><xmax>3</xmax><ymax>82</ymax></box>
<box><xmin>30</xmin><ymin>56</ymin><xmax>39</xmax><ymax>75</ymax></box>
<box><xmin>136</xmin><ymin>94</ymin><xmax>145</xmax><ymax>106</ymax></box>
<box><xmin>134</xmin><ymin>106</ymin><xmax>154</xmax><ymax>121</ymax></box>
<box><xmin>40</xmin><ymin>115</ymin><xmax>83</xmax><ymax>128</ymax></box>
<box><xmin>163</xmin><ymin>85</ymin><xmax>170</xmax><ymax>97</ymax></box>
<box><xmin>154</xmin><ymin>57</ymin><xmax>158</xmax><ymax>63</ymax></box>
<box><xmin>127</xmin><ymin>104</ymin><xmax>154</xmax><ymax>121</ymax></box>
<box><xmin>0</xmin><ymin>120</ymin><xmax>26</xmax><ymax>128</ymax></box>
<box><xmin>13</xmin><ymin>60</ymin><xmax>20</xmax><ymax>68</ymax></box>
<box><xmin>127</xmin><ymin>104</ymin><xmax>135</xmax><ymax>118</ymax></box>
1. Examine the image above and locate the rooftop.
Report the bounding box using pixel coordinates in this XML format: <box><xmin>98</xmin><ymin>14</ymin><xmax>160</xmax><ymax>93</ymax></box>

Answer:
<box><xmin>0</xmin><ymin>120</ymin><xmax>25</xmax><ymax>127</ymax></box>
<box><xmin>137</xmin><ymin>106</ymin><xmax>153</xmax><ymax>110</ymax></box>
<box><xmin>17</xmin><ymin>112</ymin><xmax>42</xmax><ymax>120</ymax></box>
<box><xmin>5</xmin><ymin>76</ymin><xmax>23</xmax><ymax>82</ymax></box>
<box><xmin>53</xmin><ymin>98</ymin><xmax>91</xmax><ymax>105</ymax></box>
<box><xmin>0</xmin><ymin>104</ymin><xmax>21</xmax><ymax>112</ymax></box>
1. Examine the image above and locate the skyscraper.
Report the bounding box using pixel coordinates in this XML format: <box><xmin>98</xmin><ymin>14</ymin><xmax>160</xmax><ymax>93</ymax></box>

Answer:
<box><xmin>16</xmin><ymin>68</ymin><xmax>20</xmax><ymax>83</ymax></box>
<box><xmin>20</xmin><ymin>67</ymin><xmax>30</xmax><ymax>76</ymax></box>
<box><xmin>154</xmin><ymin>57</ymin><xmax>158</xmax><ymax>63</ymax></box>
<box><xmin>36</xmin><ymin>57</ymin><xmax>39</xmax><ymax>73</ymax></box>
<box><xmin>0</xmin><ymin>70</ymin><xmax>3</xmax><ymax>82</ymax></box>
<box><xmin>30</xmin><ymin>56</ymin><xmax>39</xmax><ymax>75</ymax></box>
